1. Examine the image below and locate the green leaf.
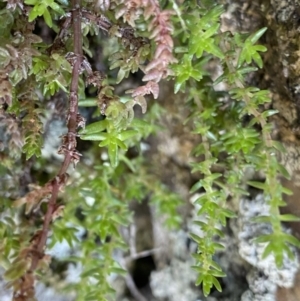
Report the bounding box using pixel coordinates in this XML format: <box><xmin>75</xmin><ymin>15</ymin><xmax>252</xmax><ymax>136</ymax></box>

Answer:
<box><xmin>81</xmin><ymin>267</ymin><xmax>100</xmax><ymax>278</ymax></box>
<box><xmin>238</xmin><ymin>66</ymin><xmax>258</xmax><ymax>74</ymax></box>
<box><xmin>114</xmin><ymin>138</ymin><xmax>127</xmax><ymax>150</ymax></box>
<box><xmin>202</xmin><ymin>276</ymin><xmax>213</xmax><ymax>297</ymax></box>
<box><xmin>212</xmin><ymin>276</ymin><xmax>222</xmax><ymax>292</ymax></box>
<box><xmin>28</xmin><ymin>5</ymin><xmax>43</xmax><ymax>22</ymax></box>
<box><xmin>282</xmin><ymin>233</ymin><xmax>300</xmax><ymax>248</ymax></box>
<box><xmin>281</xmin><ymin>186</ymin><xmax>293</xmax><ymax>196</ymax></box>
<box><xmin>210</xmin><ymin>268</ymin><xmax>226</xmax><ymax>278</ymax></box>
<box><xmin>23</xmin><ymin>141</ymin><xmax>42</xmax><ymax>159</ymax></box>
<box><xmin>131</xmin><ymin>118</ymin><xmax>150</xmax><ymax>129</ymax></box>
<box><xmin>174</xmin><ymin>46</ymin><xmax>188</xmax><ymax>53</ymax></box>
<box><xmin>247</xmin><ymin>181</ymin><xmax>265</xmax><ymax>190</ymax></box>
<box><xmin>272</xmin><ymin>141</ymin><xmax>286</xmax><ymax>152</ymax></box>
<box><xmin>190</xmin><ymin>181</ymin><xmax>203</xmax><ymax>193</ymax></box>
<box><xmin>24</xmin><ymin>0</ymin><xmax>37</xmax><ymax>4</ymax></box>
<box><xmin>54</xmin><ymin>79</ymin><xmax>68</xmax><ymax>93</ymax></box>
<box><xmin>99</xmin><ymin>138</ymin><xmax>111</xmax><ymax>147</ymax></box>
<box><xmin>195</xmin><ymin>274</ymin><xmax>204</xmax><ymax>286</ymax></box>
<box><xmin>253</xmin><ymin>234</ymin><xmax>273</xmax><ymax>243</ymax></box>
<box><xmin>108</xmin><ymin>266</ymin><xmax>127</xmax><ymax>276</ymax></box>
<box><xmin>190</xmin><ymin>233</ymin><xmax>202</xmax><ymax>244</ymax></box>
<box><xmin>49</xmin><ymin>2</ymin><xmax>64</xmax><ymax>14</ymax></box>
<box><xmin>220</xmin><ymin>208</ymin><xmax>237</xmax><ymax>218</ymax></box>
<box><xmin>252</xmin><ymin>52</ymin><xmax>263</xmax><ymax>68</ymax></box>
<box><xmin>80</xmin><ymin>120</ymin><xmax>108</xmax><ymax>135</ymax></box>
<box><xmin>28</xmin><ymin>9</ymin><xmax>38</xmax><ymax>22</ymax></box>
<box><xmin>43</xmin><ymin>8</ymin><xmax>52</xmax><ymax>28</ymax></box>
<box><xmin>279</xmin><ymin>214</ymin><xmax>300</xmax><ymax>222</ymax></box>
<box><xmin>174</xmin><ymin>81</ymin><xmax>185</xmax><ymax>93</ymax></box>
<box><xmin>199</xmin><ymin>5</ymin><xmax>225</xmax><ymax>27</ymax></box>
<box><xmin>251</xmin><ymin>215</ymin><xmax>271</xmax><ymax>223</ymax></box>
<box><xmin>237</xmin><ymin>28</ymin><xmax>268</xmax><ymax>68</ymax></box>
<box><xmin>80</xmin><ymin>133</ymin><xmax>108</xmax><ymax>141</ymax></box>
<box><xmin>108</xmin><ymin>142</ymin><xmax>118</xmax><ymax>167</ymax></box>
<box><xmin>262</xmin><ymin>241</ymin><xmax>275</xmax><ymax>259</ymax></box>
<box><xmin>116</xmin><ymin>68</ymin><xmax>127</xmax><ymax>84</ymax></box>
<box><xmin>250</xmin><ymin>27</ymin><xmax>267</xmax><ymax>44</ymax></box>
<box><xmin>261</xmin><ymin>109</ymin><xmax>278</xmax><ymax>118</ymax></box>
<box><xmin>117</xmin><ymin>130</ymin><xmax>138</xmax><ymax>141</ymax></box>
<box><xmin>4</xmin><ymin>260</ymin><xmax>28</xmax><ymax>281</ymax></box>
<box><xmin>119</xmin><ymin>154</ymin><xmax>136</xmax><ymax>172</ymax></box>
<box><xmin>78</xmin><ymin>98</ymin><xmax>98</xmax><ymax>107</ymax></box>
<box><xmin>276</xmin><ymin>163</ymin><xmax>291</xmax><ymax>180</ymax></box>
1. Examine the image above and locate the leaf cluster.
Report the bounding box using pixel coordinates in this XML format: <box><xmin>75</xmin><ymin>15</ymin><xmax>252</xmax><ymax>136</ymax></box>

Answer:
<box><xmin>0</xmin><ymin>0</ymin><xmax>299</xmax><ymax>300</ymax></box>
<box><xmin>170</xmin><ymin>1</ymin><xmax>300</xmax><ymax>296</ymax></box>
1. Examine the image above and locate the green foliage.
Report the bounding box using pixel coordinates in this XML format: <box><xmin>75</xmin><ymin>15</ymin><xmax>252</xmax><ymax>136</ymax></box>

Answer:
<box><xmin>81</xmin><ymin>122</ymin><xmax>137</xmax><ymax>167</ymax></box>
<box><xmin>170</xmin><ymin>1</ymin><xmax>300</xmax><ymax>296</ymax></box>
<box><xmin>0</xmin><ymin>0</ymin><xmax>299</xmax><ymax>300</ymax></box>
<box><xmin>25</xmin><ymin>0</ymin><xmax>65</xmax><ymax>28</ymax></box>
<box><xmin>172</xmin><ymin>5</ymin><xmax>224</xmax><ymax>92</ymax></box>
<box><xmin>236</xmin><ymin>27</ymin><xmax>267</xmax><ymax>68</ymax></box>
<box><xmin>31</xmin><ymin>54</ymin><xmax>72</xmax><ymax>96</ymax></box>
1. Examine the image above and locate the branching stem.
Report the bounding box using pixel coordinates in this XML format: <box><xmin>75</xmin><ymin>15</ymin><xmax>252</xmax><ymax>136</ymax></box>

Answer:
<box><xmin>18</xmin><ymin>0</ymin><xmax>83</xmax><ymax>298</ymax></box>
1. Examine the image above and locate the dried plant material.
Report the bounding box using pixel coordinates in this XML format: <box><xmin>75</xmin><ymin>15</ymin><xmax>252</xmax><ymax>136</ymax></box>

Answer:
<box><xmin>134</xmin><ymin>95</ymin><xmax>147</xmax><ymax>113</ymax></box>
<box><xmin>114</xmin><ymin>1</ymin><xmax>143</xmax><ymax>27</ymax></box>
<box><xmin>97</xmin><ymin>84</ymin><xmax>119</xmax><ymax>115</ymax></box>
<box><xmin>142</xmin><ymin>69</ymin><xmax>163</xmax><ymax>82</ymax></box>
<box><xmin>0</xmin><ymin>73</ymin><xmax>13</xmax><ymax>106</ymax></box>
<box><xmin>13</xmin><ymin>174</ymin><xmax>69</xmax><ymax>215</ymax></box>
<box><xmin>0</xmin><ymin>34</ymin><xmax>41</xmax><ymax>86</ymax></box>
<box><xmin>0</xmin><ymin>111</ymin><xmax>23</xmax><ymax>157</ymax></box>
<box><xmin>0</xmin><ymin>47</ymin><xmax>11</xmax><ymax>68</ymax></box>
<box><xmin>58</xmin><ymin>132</ymin><xmax>82</xmax><ymax>167</ymax></box>
<box><xmin>114</xmin><ymin>0</ymin><xmax>176</xmax><ymax>104</ymax></box>
<box><xmin>51</xmin><ymin>205</ymin><xmax>65</xmax><ymax>221</ymax></box>
<box><xmin>130</xmin><ymin>80</ymin><xmax>159</xmax><ymax>100</ymax></box>
<box><xmin>37</xmin><ymin>254</ymin><xmax>52</xmax><ymax>272</ymax></box>
<box><xmin>13</xmin><ymin>183</ymin><xmax>52</xmax><ymax>214</ymax></box>
<box><xmin>142</xmin><ymin>3</ymin><xmax>177</xmax><ymax>83</ymax></box>
<box><xmin>25</xmin><ymin>33</ymin><xmax>42</xmax><ymax>44</ymax></box>
<box><xmin>76</xmin><ymin>113</ymin><xmax>86</xmax><ymax>129</ymax></box>
<box><xmin>4</xmin><ymin>257</ymin><xmax>31</xmax><ymax>281</ymax></box>
<box><xmin>3</xmin><ymin>0</ymin><xmax>24</xmax><ymax>11</ymax></box>
<box><xmin>85</xmin><ymin>70</ymin><xmax>106</xmax><ymax>88</ymax></box>
<box><xmin>65</xmin><ymin>52</ymin><xmax>79</xmax><ymax>67</ymax></box>
<box><xmin>97</xmin><ymin>0</ymin><xmax>111</xmax><ymax>11</ymax></box>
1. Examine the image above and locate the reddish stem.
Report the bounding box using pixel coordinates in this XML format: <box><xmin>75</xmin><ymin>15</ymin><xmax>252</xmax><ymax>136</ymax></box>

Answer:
<box><xmin>20</xmin><ymin>0</ymin><xmax>83</xmax><ymax>296</ymax></box>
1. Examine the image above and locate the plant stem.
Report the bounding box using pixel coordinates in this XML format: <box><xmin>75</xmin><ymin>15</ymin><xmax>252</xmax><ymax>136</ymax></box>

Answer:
<box><xmin>19</xmin><ymin>0</ymin><xmax>83</xmax><ymax>297</ymax></box>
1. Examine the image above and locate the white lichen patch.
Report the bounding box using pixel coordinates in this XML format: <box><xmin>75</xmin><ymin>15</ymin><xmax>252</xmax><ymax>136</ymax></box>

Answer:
<box><xmin>238</xmin><ymin>194</ymin><xmax>299</xmax><ymax>300</ymax></box>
